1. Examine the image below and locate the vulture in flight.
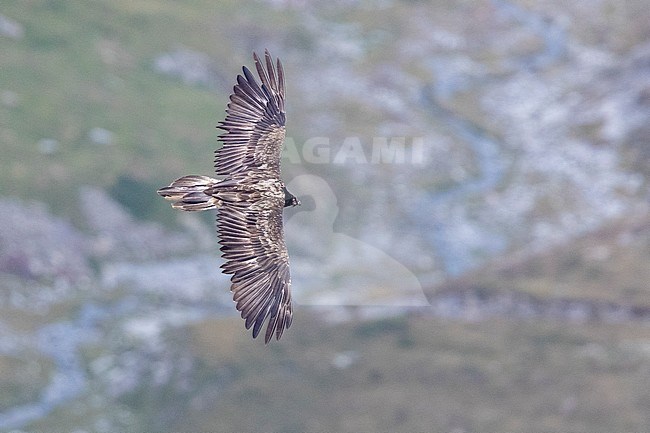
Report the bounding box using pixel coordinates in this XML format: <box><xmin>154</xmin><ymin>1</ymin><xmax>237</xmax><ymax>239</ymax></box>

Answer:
<box><xmin>158</xmin><ymin>50</ymin><xmax>299</xmax><ymax>343</ymax></box>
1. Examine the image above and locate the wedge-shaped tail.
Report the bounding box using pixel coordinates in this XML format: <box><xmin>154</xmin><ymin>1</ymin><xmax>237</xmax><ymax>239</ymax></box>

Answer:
<box><xmin>157</xmin><ymin>175</ymin><xmax>220</xmax><ymax>211</ymax></box>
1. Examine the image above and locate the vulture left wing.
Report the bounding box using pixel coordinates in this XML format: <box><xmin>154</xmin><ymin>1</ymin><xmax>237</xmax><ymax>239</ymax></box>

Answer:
<box><xmin>215</xmin><ymin>50</ymin><xmax>286</xmax><ymax>177</ymax></box>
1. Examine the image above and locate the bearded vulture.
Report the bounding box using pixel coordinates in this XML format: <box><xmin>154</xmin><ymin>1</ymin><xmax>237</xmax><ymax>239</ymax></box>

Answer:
<box><xmin>158</xmin><ymin>50</ymin><xmax>299</xmax><ymax>343</ymax></box>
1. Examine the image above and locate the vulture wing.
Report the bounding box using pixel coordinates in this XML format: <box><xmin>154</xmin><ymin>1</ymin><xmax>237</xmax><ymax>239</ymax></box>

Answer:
<box><xmin>215</xmin><ymin>177</ymin><xmax>292</xmax><ymax>343</ymax></box>
<box><xmin>215</xmin><ymin>49</ymin><xmax>286</xmax><ymax>176</ymax></box>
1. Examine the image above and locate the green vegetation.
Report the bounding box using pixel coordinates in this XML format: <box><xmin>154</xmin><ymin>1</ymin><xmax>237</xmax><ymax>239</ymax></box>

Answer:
<box><xmin>35</xmin><ymin>314</ymin><xmax>647</xmax><ymax>432</ymax></box>
<box><xmin>0</xmin><ymin>352</ymin><xmax>53</xmax><ymax>410</ymax></box>
<box><xmin>178</xmin><ymin>316</ymin><xmax>650</xmax><ymax>432</ymax></box>
<box><xmin>454</xmin><ymin>213</ymin><xmax>650</xmax><ymax>305</ymax></box>
<box><xmin>0</xmin><ymin>1</ymin><xmax>289</xmax><ymax>222</ymax></box>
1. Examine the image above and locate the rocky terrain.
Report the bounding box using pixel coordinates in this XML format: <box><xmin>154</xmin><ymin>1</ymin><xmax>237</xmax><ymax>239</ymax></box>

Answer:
<box><xmin>1</xmin><ymin>0</ymin><xmax>649</xmax><ymax>431</ymax></box>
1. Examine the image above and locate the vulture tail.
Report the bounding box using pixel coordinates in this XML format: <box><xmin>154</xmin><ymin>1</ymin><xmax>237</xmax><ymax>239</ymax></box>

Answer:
<box><xmin>157</xmin><ymin>175</ymin><xmax>221</xmax><ymax>211</ymax></box>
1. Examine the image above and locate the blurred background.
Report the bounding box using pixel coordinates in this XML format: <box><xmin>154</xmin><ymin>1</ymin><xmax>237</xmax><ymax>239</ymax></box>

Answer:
<box><xmin>1</xmin><ymin>0</ymin><xmax>650</xmax><ymax>431</ymax></box>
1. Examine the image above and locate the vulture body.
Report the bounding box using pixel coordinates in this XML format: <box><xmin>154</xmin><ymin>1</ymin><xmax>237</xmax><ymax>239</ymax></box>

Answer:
<box><xmin>158</xmin><ymin>50</ymin><xmax>298</xmax><ymax>343</ymax></box>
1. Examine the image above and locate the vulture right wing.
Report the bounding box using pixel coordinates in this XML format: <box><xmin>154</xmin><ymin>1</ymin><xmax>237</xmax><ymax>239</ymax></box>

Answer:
<box><xmin>215</xmin><ymin>179</ymin><xmax>293</xmax><ymax>343</ymax></box>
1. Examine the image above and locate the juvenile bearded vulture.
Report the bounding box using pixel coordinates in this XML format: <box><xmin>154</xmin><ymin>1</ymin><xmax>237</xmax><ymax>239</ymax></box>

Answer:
<box><xmin>158</xmin><ymin>50</ymin><xmax>299</xmax><ymax>343</ymax></box>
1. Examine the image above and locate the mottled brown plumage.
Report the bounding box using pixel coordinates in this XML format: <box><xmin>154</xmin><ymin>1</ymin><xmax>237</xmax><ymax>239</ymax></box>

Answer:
<box><xmin>157</xmin><ymin>50</ymin><xmax>298</xmax><ymax>343</ymax></box>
